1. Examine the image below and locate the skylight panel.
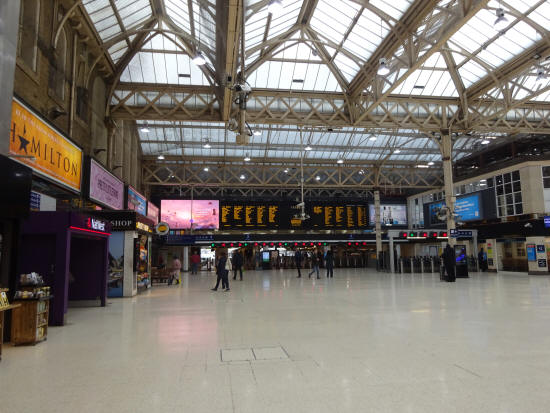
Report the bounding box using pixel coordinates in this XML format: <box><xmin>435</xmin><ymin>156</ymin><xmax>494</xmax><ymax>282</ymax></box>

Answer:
<box><xmin>333</xmin><ymin>53</ymin><xmax>360</xmax><ymax>82</ymax></box>
<box><xmin>369</xmin><ymin>0</ymin><xmax>413</xmax><ymax>20</ymax></box>
<box><xmin>165</xmin><ymin>0</ymin><xmax>192</xmax><ymax>33</ymax></box>
<box><xmin>528</xmin><ymin>1</ymin><xmax>550</xmax><ymax>28</ymax></box>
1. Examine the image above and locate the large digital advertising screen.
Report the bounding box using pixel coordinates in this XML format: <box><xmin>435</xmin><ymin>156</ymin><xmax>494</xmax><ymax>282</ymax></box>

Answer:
<box><xmin>368</xmin><ymin>204</ymin><xmax>407</xmax><ymax>226</ymax></box>
<box><xmin>428</xmin><ymin>201</ymin><xmax>446</xmax><ymax>225</ymax></box>
<box><xmin>454</xmin><ymin>194</ymin><xmax>481</xmax><ymax>221</ymax></box>
<box><xmin>161</xmin><ymin>200</ymin><xmax>219</xmax><ymax>229</ymax></box>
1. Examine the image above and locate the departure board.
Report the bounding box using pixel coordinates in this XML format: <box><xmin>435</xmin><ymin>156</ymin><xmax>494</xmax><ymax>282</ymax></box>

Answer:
<box><xmin>310</xmin><ymin>203</ymin><xmax>369</xmax><ymax>229</ymax></box>
<box><xmin>220</xmin><ymin>202</ymin><xmax>286</xmax><ymax>229</ymax></box>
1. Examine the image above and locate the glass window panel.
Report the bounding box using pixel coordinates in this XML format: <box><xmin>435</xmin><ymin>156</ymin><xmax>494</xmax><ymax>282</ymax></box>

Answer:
<box><xmin>513</xmin><ymin>181</ymin><xmax>521</xmax><ymax>192</ymax></box>
<box><xmin>515</xmin><ymin>203</ymin><xmax>523</xmax><ymax>215</ymax></box>
<box><xmin>512</xmin><ymin>170</ymin><xmax>520</xmax><ymax>181</ymax></box>
<box><xmin>506</xmin><ymin>194</ymin><xmax>513</xmax><ymax>205</ymax></box>
<box><xmin>504</xmin><ymin>173</ymin><xmax>511</xmax><ymax>183</ymax></box>
<box><xmin>507</xmin><ymin>205</ymin><xmax>515</xmax><ymax>216</ymax></box>
<box><xmin>505</xmin><ymin>183</ymin><xmax>512</xmax><ymax>194</ymax></box>
<box><xmin>514</xmin><ymin>193</ymin><xmax>522</xmax><ymax>203</ymax></box>
<box><xmin>544</xmin><ymin>178</ymin><xmax>550</xmax><ymax>189</ymax></box>
<box><xmin>496</xmin><ymin>185</ymin><xmax>504</xmax><ymax>196</ymax></box>
<box><xmin>496</xmin><ymin>175</ymin><xmax>503</xmax><ymax>185</ymax></box>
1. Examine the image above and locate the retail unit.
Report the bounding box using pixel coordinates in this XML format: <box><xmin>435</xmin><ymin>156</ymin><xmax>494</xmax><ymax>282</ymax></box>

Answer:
<box><xmin>93</xmin><ymin>211</ymin><xmax>154</xmax><ymax>297</ymax></box>
<box><xmin>11</xmin><ymin>295</ymin><xmax>52</xmax><ymax>345</ymax></box>
<box><xmin>19</xmin><ymin>212</ymin><xmax>111</xmax><ymax>325</ymax></box>
<box><xmin>0</xmin><ymin>289</ymin><xmax>20</xmax><ymax>360</ymax></box>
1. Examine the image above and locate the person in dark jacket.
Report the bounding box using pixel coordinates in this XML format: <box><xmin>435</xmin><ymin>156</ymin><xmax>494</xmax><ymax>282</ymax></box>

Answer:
<box><xmin>443</xmin><ymin>244</ymin><xmax>456</xmax><ymax>282</ymax></box>
<box><xmin>295</xmin><ymin>249</ymin><xmax>303</xmax><ymax>278</ymax></box>
<box><xmin>478</xmin><ymin>248</ymin><xmax>487</xmax><ymax>272</ymax></box>
<box><xmin>325</xmin><ymin>250</ymin><xmax>334</xmax><ymax>278</ymax></box>
<box><xmin>308</xmin><ymin>251</ymin><xmax>320</xmax><ymax>279</ymax></box>
<box><xmin>212</xmin><ymin>253</ymin><xmax>229</xmax><ymax>291</ymax></box>
<box><xmin>232</xmin><ymin>249</ymin><xmax>244</xmax><ymax>280</ymax></box>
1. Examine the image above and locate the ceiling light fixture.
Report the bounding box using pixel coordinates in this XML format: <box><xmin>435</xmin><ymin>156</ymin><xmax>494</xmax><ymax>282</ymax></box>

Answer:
<box><xmin>369</xmin><ymin>136</ymin><xmax>377</xmax><ymax>141</ymax></box>
<box><xmin>315</xmin><ymin>175</ymin><xmax>321</xmax><ymax>181</ymax></box>
<box><xmin>267</xmin><ymin>0</ymin><xmax>283</xmax><ymax>15</ymax></box>
<box><xmin>239</xmin><ymin>174</ymin><xmax>246</xmax><ymax>180</ymax></box>
<box><xmin>253</xmin><ymin>130</ymin><xmax>261</xmax><ymax>136</ymax></box>
<box><xmin>481</xmin><ymin>139</ymin><xmax>490</xmax><ymax>145</ymax></box>
<box><xmin>494</xmin><ymin>8</ymin><xmax>508</xmax><ymax>31</ymax></box>
<box><xmin>304</xmin><ymin>145</ymin><xmax>312</xmax><ymax>151</ymax></box>
<box><xmin>358</xmin><ymin>169</ymin><xmax>365</xmax><ymax>175</ymax></box>
<box><xmin>157</xmin><ymin>154</ymin><xmax>165</xmax><ymax>160</ymax></box>
<box><xmin>337</xmin><ymin>159</ymin><xmax>343</xmax><ymax>164</ymax></box>
<box><xmin>283</xmin><ymin>168</ymin><xmax>289</xmax><ymax>173</ymax></box>
<box><xmin>192</xmin><ymin>52</ymin><xmax>206</xmax><ymax>66</ymax></box>
<box><xmin>377</xmin><ymin>58</ymin><xmax>390</xmax><ymax>76</ymax></box>
<box><xmin>417</xmin><ymin>164</ymin><xmax>429</xmax><ymax>168</ymax></box>
<box><xmin>203</xmin><ymin>141</ymin><xmax>211</xmax><ymax>149</ymax></box>
<box><xmin>394</xmin><ymin>149</ymin><xmax>401</xmax><ymax>154</ymax></box>
<box><xmin>203</xmin><ymin>167</ymin><xmax>209</xmax><ymax>172</ymax></box>
<box><xmin>140</xmin><ymin>124</ymin><xmax>150</xmax><ymax>133</ymax></box>
<box><xmin>244</xmin><ymin>154</ymin><xmax>251</xmax><ymax>162</ymax></box>
<box><xmin>427</xmin><ymin>161</ymin><xmax>434</xmax><ymax>166</ymax></box>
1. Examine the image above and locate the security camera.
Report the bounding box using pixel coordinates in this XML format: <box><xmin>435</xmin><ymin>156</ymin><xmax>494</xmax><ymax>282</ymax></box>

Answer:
<box><xmin>296</xmin><ymin>202</ymin><xmax>305</xmax><ymax>208</ymax></box>
<box><xmin>524</xmin><ymin>222</ymin><xmax>533</xmax><ymax>228</ymax></box>
<box><xmin>232</xmin><ymin>82</ymin><xmax>252</xmax><ymax>93</ymax></box>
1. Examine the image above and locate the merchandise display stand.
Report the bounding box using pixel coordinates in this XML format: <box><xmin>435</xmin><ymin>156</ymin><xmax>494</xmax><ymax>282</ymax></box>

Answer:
<box><xmin>0</xmin><ymin>288</ymin><xmax>21</xmax><ymax>360</ymax></box>
<box><xmin>11</xmin><ymin>295</ymin><xmax>53</xmax><ymax>345</ymax></box>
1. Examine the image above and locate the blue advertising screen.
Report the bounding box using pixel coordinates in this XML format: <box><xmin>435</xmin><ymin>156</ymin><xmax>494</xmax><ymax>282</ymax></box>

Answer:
<box><xmin>544</xmin><ymin>216</ymin><xmax>550</xmax><ymax>228</ymax></box>
<box><xmin>455</xmin><ymin>194</ymin><xmax>481</xmax><ymax>221</ymax></box>
<box><xmin>428</xmin><ymin>201</ymin><xmax>445</xmax><ymax>225</ymax></box>
<box><xmin>127</xmin><ymin>186</ymin><xmax>147</xmax><ymax>216</ymax></box>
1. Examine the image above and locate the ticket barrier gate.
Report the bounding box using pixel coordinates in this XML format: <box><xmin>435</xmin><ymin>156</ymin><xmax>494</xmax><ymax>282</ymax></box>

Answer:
<box><xmin>400</xmin><ymin>256</ymin><xmax>439</xmax><ymax>274</ymax></box>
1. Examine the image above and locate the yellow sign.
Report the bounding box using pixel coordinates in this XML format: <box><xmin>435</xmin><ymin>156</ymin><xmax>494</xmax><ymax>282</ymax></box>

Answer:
<box><xmin>10</xmin><ymin>99</ymin><xmax>82</xmax><ymax>192</ymax></box>
<box><xmin>136</xmin><ymin>222</ymin><xmax>151</xmax><ymax>233</ymax></box>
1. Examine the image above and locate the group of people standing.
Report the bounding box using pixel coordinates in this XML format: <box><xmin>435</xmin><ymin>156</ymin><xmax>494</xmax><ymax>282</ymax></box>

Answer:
<box><xmin>294</xmin><ymin>249</ymin><xmax>335</xmax><ymax>279</ymax></box>
<box><xmin>211</xmin><ymin>249</ymin><xmax>244</xmax><ymax>292</ymax></box>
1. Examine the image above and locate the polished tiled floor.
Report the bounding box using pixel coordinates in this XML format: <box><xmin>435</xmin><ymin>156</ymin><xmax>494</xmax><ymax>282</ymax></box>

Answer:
<box><xmin>3</xmin><ymin>268</ymin><xmax>550</xmax><ymax>412</ymax></box>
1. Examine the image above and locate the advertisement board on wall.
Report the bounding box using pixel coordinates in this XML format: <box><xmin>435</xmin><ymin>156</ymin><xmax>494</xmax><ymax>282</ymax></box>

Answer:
<box><xmin>10</xmin><ymin>98</ymin><xmax>83</xmax><ymax>192</ymax></box>
<box><xmin>454</xmin><ymin>194</ymin><xmax>481</xmax><ymax>221</ymax></box>
<box><xmin>527</xmin><ymin>244</ymin><xmax>536</xmax><ymax>262</ymax></box>
<box><xmin>368</xmin><ymin>205</ymin><xmax>407</xmax><ymax>226</ymax></box>
<box><xmin>127</xmin><ymin>186</ymin><xmax>147</xmax><ymax>216</ymax></box>
<box><xmin>161</xmin><ymin>200</ymin><xmax>219</xmax><ymax>230</ymax></box>
<box><xmin>89</xmin><ymin>159</ymin><xmax>124</xmax><ymax>210</ymax></box>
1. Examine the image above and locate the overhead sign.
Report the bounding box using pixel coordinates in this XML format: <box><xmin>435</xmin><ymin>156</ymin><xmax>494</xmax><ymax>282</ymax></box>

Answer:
<box><xmin>450</xmin><ymin>229</ymin><xmax>473</xmax><ymax>238</ymax></box>
<box><xmin>454</xmin><ymin>194</ymin><xmax>481</xmax><ymax>221</ymax></box>
<box><xmin>127</xmin><ymin>186</ymin><xmax>147</xmax><ymax>215</ymax></box>
<box><xmin>10</xmin><ymin>98</ymin><xmax>83</xmax><ymax>192</ymax></box>
<box><xmin>89</xmin><ymin>159</ymin><xmax>124</xmax><ymax>210</ymax></box>
<box><xmin>86</xmin><ymin>217</ymin><xmax>106</xmax><ymax>232</ymax></box>
<box><xmin>368</xmin><ymin>204</ymin><xmax>406</xmax><ymax>226</ymax></box>
<box><xmin>545</xmin><ymin>216</ymin><xmax>550</xmax><ymax>228</ymax></box>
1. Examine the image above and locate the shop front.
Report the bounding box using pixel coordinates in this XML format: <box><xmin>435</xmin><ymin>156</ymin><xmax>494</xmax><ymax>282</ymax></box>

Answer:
<box><xmin>19</xmin><ymin>212</ymin><xmax>111</xmax><ymax>326</ymax></box>
<box><xmin>93</xmin><ymin>211</ymin><xmax>154</xmax><ymax>297</ymax></box>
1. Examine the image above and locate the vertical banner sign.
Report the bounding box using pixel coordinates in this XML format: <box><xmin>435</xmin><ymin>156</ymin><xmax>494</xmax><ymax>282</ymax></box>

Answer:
<box><xmin>127</xmin><ymin>186</ymin><xmax>147</xmax><ymax>215</ymax></box>
<box><xmin>10</xmin><ymin>98</ymin><xmax>83</xmax><ymax>192</ymax></box>
<box><xmin>89</xmin><ymin>159</ymin><xmax>124</xmax><ymax>210</ymax></box>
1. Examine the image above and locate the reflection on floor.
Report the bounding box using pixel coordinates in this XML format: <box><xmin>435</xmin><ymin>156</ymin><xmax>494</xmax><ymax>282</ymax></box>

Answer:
<box><xmin>2</xmin><ymin>269</ymin><xmax>550</xmax><ymax>412</ymax></box>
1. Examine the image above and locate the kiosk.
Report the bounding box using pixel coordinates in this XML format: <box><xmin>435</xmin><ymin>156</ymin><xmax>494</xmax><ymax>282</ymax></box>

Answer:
<box><xmin>19</xmin><ymin>212</ymin><xmax>111</xmax><ymax>325</ymax></box>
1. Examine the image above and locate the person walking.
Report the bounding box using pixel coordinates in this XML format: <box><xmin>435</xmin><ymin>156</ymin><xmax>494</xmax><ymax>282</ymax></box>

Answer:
<box><xmin>325</xmin><ymin>249</ymin><xmax>334</xmax><ymax>278</ymax></box>
<box><xmin>190</xmin><ymin>251</ymin><xmax>201</xmax><ymax>275</ymax></box>
<box><xmin>232</xmin><ymin>249</ymin><xmax>244</xmax><ymax>281</ymax></box>
<box><xmin>212</xmin><ymin>252</ymin><xmax>231</xmax><ymax>291</ymax></box>
<box><xmin>295</xmin><ymin>249</ymin><xmax>303</xmax><ymax>278</ymax></box>
<box><xmin>443</xmin><ymin>244</ymin><xmax>456</xmax><ymax>282</ymax></box>
<box><xmin>308</xmin><ymin>251</ymin><xmax>320</xmax><ymax>279</ymax></box>
<box><xmin>478</xmin><ymin>248</ymin><xmax>487</xmax><ymax>272</ymax></box>
<box><xmin>171</xmin><ymin>255</ymin><xmax>182</xmax><ymax>285</ymax></box>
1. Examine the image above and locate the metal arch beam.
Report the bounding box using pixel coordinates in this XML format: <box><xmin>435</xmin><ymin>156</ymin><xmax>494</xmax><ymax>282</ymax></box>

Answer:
<box><xmin>217</xmin><ymin>0</ymin><xmax>242</xmax><ymax>120</ymax></box>
<box><xmin>347</xmin><ymin>0</ymin><xmax>442</xmax><ymax>98</ymax></box>
<box><xmin>352</xmin><ymin>0</ymin><xmax>490</xmax><ymax>124</ymax></box>
<box><xmin>465</xmin><ymin>40</ymin><xmax>550</xmax><ymax>100</ymax></box>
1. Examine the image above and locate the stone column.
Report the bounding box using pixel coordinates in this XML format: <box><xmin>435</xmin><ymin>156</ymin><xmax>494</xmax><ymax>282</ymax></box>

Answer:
<box><xmin>441</xmin><ymin>132</ymin><xmax>456</xmax><ymax>246</ymax></box>
<box><xmin>0</xmin><ymin>0</ymin><xmax>20</xmax><ymax>154</ymax></box>
<box><xmin>183</xmin><ymin>246</ymin><xmax>189</xmax><ymax>272</ymax></box>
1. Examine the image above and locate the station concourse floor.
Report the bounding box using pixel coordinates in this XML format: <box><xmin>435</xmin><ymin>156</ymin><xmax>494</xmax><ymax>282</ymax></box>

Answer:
<box><xmin>3</xmin><ymin>269</ymin><xmax>550</xmax><ymax>412</ymax></box>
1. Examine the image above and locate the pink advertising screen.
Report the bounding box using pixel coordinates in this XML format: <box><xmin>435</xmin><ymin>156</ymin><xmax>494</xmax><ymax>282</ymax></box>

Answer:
<box><xmin>161</xmin><ymin>200</ymin><xmax>219</xmax><ymax>229</ymax></box>
<box><xmin>147</xmin><ymin>202</ymin><xmax>159</xmax><ymax>224</ymax></box>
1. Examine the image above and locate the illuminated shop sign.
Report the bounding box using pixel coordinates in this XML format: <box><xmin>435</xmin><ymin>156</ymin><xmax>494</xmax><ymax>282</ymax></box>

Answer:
<box><xmin>86</xmin><ymin>218</ymin><xmax>106</xmax><ymax>232</ymax></box>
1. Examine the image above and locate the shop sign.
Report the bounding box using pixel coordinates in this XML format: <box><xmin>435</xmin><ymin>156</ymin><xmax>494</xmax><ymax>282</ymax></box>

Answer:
<box><xmin>538</xmin><ymin>259</ymin><xmax>547</xmax><ymax>268</ymax></box>
<box><xmin>156</xmin><ymin>222</ymin><xmax>170</xmax><ymax>235</ymax></box>
<box><xmin>127</xmin><ymin>186</ymin><xmax>147</xmax><ymax>215</ymax></box>
<box><xmin>147</xmin><ymin>202</ymin><xmax>159</xmax><ymax>224</ymax></box>
<box><xmin>86</xmin><ymin>218</ymin><xmax>106</xmax><ymax>232</ymax></box>
<box><xmin>136</xmin><ymin>221</ymin><xmax>151</xmax><ymax>233</ymax></box>
<box><xmin>111</xmin><ymin>219</ymin><xmax>134</xmax><ymax>231</ymax></box>
<box><xmin>10</xmin><ymin>98</ymin><xmax>82</xmax><ymax>192</ymax></box>
<box><xmin>89</xmin><ymin>159</ymin><xmax>124</xmax><ymax>210</ymax></box>
<box><xmin>30</xmin><ymin>191</ymin><xmax>41</xmax><ymax>210</ymax></box>
<box><xmin>537</xmin><ymin>245</ymin><xmax>545</xmax><ymax>253</ymax></box>
<box><xmin>545</xmin><ymin>216</ymin><xmax>550</xmax><ymax>228</ymax></box>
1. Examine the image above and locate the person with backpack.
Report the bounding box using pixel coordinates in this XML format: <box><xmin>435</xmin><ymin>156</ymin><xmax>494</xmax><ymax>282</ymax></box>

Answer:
<box><xmin>232</xmin><ymin>249</ymin><xmax>244</xmax><ymax>281</ymax></box>
<box><xmin>295</xmin><ymin>249</ymin><xmax>303</xmax><ymax>278</ymax></box>
<box><xmin>308</xmin><ymin>250</ymin><xmax>320</xmax><ymax>279</ymax></box>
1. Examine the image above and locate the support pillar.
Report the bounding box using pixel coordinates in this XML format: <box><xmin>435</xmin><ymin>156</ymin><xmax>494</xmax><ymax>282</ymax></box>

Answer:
<box><xmin>374</xmin><ymin>190</ymin><xmax>383</xmax><ymax>271</ymax></box>
<box><xmin>442</xmin><ymin>133</ymin><xmax>456</xmax><ymax>247</ymax></box>
<box><xmin>0</xmin><ymin>0</ymin><xmax>20</xmax><ymax>154</ymax></box>
<box><xmin>183</xmin><ymin>246</ymin><xmax>189</xmax><ymax>272</ymax></box>
<box><xmin>389</xmin><ymin>235</ymin><xmax>395</xmax><ymax>273</ymax></box>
